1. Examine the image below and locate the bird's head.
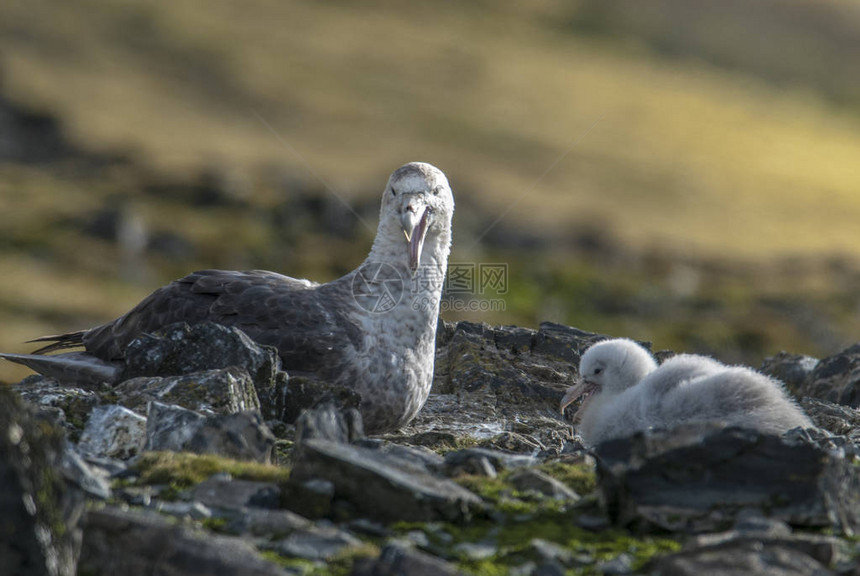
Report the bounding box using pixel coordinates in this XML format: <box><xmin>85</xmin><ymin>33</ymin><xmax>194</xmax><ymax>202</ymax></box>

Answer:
<box><xmin>378</xmin><ymin>162</ymin><xmax>454</xmax><ymax>274</ymax></box>
<box><xmin>559</xmin><ymin>338</ymin><xmax>658</xmax><ymax>419</ymax></box>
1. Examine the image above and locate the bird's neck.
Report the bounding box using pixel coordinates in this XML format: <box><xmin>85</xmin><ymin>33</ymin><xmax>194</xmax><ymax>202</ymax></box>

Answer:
<box><xmin>365</xmin><ymin>225</ymin><xmax>452</xmax><ymax>287</ymax></box>
<box><xmin>353</xmin><ymin>225</ymin><xmax>450</xmax><ymax>334</ymax></box>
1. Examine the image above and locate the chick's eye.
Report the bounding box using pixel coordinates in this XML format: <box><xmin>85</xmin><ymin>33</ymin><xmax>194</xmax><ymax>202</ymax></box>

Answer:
<box><xmin>593</xmin><ymin>368</ymin><xmax>602</xmax><ymax>375</ymax></box>
<box><xmin>390</xmin><ymin>187</ymin><xmax>397</xmax><ymax>196</ymax></box>
<box><xmin>432</xmin><ymin>186</ymin><xmax>440</xmax><ymax>195</ymax></box>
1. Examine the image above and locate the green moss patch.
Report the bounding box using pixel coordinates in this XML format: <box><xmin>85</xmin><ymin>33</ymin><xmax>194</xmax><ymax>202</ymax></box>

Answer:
<box><xmin>260</xmin><ymin>543</ymin><xmax>379</xmax><ymax>576</ymax></box>
<box><xmin>394</xmin><ymin>516</ymin><xmax>680</xmax><ymax>575</ymax></box>
<box><xmin>453</xmin><ymin>459</ymin><xmax>596</xmax><ymax>515</ymax></box>
<box><xmin>432</xmin><ymin>462</ymin><xmax>678</xmax><ymax>573</ymax></box>
<box><xmin>537</xmin><ymin>460</ymin><xmax>598</xmax><ymax>496</ymax></box>
<box><xmin>131</xmin><ymin>451</ymin><xmax>291</xmax><ymax>489</ymax></box>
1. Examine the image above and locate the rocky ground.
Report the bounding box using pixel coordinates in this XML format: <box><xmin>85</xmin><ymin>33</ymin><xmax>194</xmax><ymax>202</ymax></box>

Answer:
<box><xmin>2</xmin><ymin>320</ymin><xmax>860</xmax><ymax>576</ymax></box>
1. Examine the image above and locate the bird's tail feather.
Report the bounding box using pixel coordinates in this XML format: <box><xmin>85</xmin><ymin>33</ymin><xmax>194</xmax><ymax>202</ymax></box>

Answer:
<box><xmin>0</xmin><ymin>352</ymin><xmax>120</xmax><ymax>387</ymax></box>
<box><xmin>26</xmin><ymin>331</ymin><xmax>87</xmax><ymax>354</ymax></box>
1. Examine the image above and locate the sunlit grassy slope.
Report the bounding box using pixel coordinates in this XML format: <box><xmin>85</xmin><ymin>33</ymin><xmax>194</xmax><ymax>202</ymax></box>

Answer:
<box><xmin>1</xmin><ymin>0</ymin><xmax>860</xmax><ymax>382</ymax></box>
<box><xmin>2</xmin><ymin>0</ymin><xmax>859</xmax><ymax>257</ymax></box>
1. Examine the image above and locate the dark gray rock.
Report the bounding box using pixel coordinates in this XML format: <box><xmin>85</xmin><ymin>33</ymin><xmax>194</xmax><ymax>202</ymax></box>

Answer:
<box><xmin>280</xmin><ymin>478</ymin><xmax>335</xmax><ymax>519</ymax></box>
<box><xmin>184</xmin><ymin>410</ymin><xmax>275</xmax><ymax>463</ymax></box>
<box><xmin>595</xmin><ymin>424</ymin><xmax>860</xmax><ymax>533</ymax></box>
<box><xmin>235</xmin><ymin>491</ymin><xmax>373</xmax><ymax>557</ymax></box>
<box><xmin>648</xmin><ymin>538</ymin><xmax>834</xmax><ymax>576</ymax></box>
<box><xmin>690</xmin><ymin>526</ymin><xmax>839</xmax><ymax>567</ymax></box>
<box><xmin>441</xmin><ymin>326</ymin><xmax>552</xmax><ymax>409</ymax></box>
<box><xmin>391</xmin><ymin>429</ymin><xmax>461</xmax><ymax>451</ymax></box>
<box><xmin>295</xmin><ymin>403</ymin><xmax>365</xmax><ymax>445</ymax></box>
<box><xmin>452</xmin><ymin>541</ymin><xmax>497</xmax><ymax>561</ymax></box>
<box><xmin>0</xmin><ymin>388</ymin><xmax>84</xmax><ymax>576</ymax></box>
<box><xmin>507</xmin><ymin>469</ymin><xmax>580</xmax><ymax>501</ymax></box>
<box><xmin>121</xmin><ymin>322</ymin><xmax>281</xmax><ymax>415</ymax></box>
<box><xmin>447</xmin><ymin>452</ymin><xmax>498</xmax><ymax>477</ymax></box>
<box><xmin>529</xmin><ymin>562</ymin><xmax>567</xmax><ymax>576</ymax></box>
<box><xmin>761</xmin><ymin>352</ymin><xmax>820</xmax><ymax>396</ymax></box>
<box><xmin>290</xmin><ymin>439</ymin><xmax>483</xmax><ymax>523</ymax></box>
<box><xmin>402</xmin><ymin>321</ymin><xmax>590</xmax><ymax>450</ymax></box>
<box><xmin>78</xmin><ymin>507</ymin><xmax>289</xmax><ymax>576</ymax></box>
<box><xmin>189</xmin><ymin>476</ymin><xmax>281</xmax><ymax>510</ymax></box>
<box><xmin>524</xmin><ymin>538</ymin><xmax>576</xmax><ymax>567</ymax></box>
<box><xmin>217</xmin><ymin>507</ymin><xmax>313</xmax><ymax>537</ymax></box>
<box><xmin>354</xmin><ymin>440</ymin><xmax>445</xmax><ymax>475</ymax></box>
<box><xmin>531</xmin><ymin>322</ymin><xmax>606</xmax><ymax>365</ymax></box>
<box><xmin>150</xmin><ymin>500</ymin><xmax>213</xmax><ymax>520</ymax></box>
<box><xmin>478</xmin><ymin>431</ymin><xmax>545</xmax><ymax>454</ymax></box>
<box><xmin>61</xmin><ymin>446</ymin><xmax>112</xmax><ymax>501</ymax></box>
<box><xmin>351</xmin><ymin>542</ymin><xmax>465</xmax><ymax>576</ymax></box>
<box><xmin>799</xmin><ymin>398</ymin><xmax>860</xmax><ymax>437</ymax></box>
<box><xmin>444</xmin><ymin>447</ymin><xmax>536</xmax><ymax>477</ymax></box>
<box><xmin>116</xmin><ymin>367</ymin><xmax>261</xmax><ymax>416</ymax></box>
<box><xmin>268</xmin><ymin>523</ymin><xmax>362</xmax><ymax>561</ymax></box>
<box><xmin>799</xmin><ymin>343</ymin><xmax>860</xmax><ymax>406</ymax></box>
<box><xmin>783</xmin><ymin>421</ymin><xmax>859</xmax><ymax>460</ymax></box>
<box><xmin>145</xmin><ymin>402</ymin><xmax>275</xmax><ymax>463</ymax></box>
<box><xmin>77</xmin><ymin>404</ymin><xmax>147</xmax><ymax>460</ymax></box>
<box><xmin>144</xmin><ymin>401</ymin><xmax>206</xmax><ymax>450</ymax></box>
<box><xmin>596</xmin><ymin>552</ymin><xmax>633</xmax><ymax>575</ymax></box>
<box><xmin>12</xmin><ymin>376</ymin><xmax>100</xmax><ymax>438</ymax></box>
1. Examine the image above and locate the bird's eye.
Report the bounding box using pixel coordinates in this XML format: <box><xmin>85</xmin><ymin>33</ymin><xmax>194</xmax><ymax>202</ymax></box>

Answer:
<box><xmin>432</xmin><ymin>186</ymin><xmax>440</xmax><ymax>196</ymax></box>
<box><xmin>594</xmin><ymin>368</ymin><xmax>602</xmax><ymax>375</ymax></box>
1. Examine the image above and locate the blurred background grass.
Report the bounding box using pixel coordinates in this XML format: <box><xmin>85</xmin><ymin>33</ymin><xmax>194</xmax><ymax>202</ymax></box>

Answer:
<box><xmin>1</xmin><ymin>0</ymin><xmax>859</xmax><ymax>382</ymax></box>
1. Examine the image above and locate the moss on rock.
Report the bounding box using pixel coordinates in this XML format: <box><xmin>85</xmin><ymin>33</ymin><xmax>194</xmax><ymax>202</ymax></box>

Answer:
<box><xmin>131</xmin><ymin>451</ymin><xmax>291</xmax><ymax>489</ymax></box>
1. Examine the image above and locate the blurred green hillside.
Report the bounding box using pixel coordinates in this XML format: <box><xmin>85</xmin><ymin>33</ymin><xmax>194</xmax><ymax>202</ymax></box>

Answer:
<box><xmin>1</xmin><ymin>0</ymin><xmax>859</xmax><ymax>382</ymax></box>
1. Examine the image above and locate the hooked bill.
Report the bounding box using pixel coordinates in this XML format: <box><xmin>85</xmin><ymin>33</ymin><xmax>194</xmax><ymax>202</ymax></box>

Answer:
<box><xmin>408</xmin><ymin>207</ymin><xmax>431</xmax><ymax>273</ymax></box>
<box><xmin>559</xmin><ymin>380</ymin><xmax>599</xmax><ymax>423</ymax></box>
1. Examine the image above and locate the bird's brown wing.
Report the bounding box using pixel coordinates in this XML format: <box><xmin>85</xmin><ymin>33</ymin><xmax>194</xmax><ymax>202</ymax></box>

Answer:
<box><xmin>37</xmin><ymin>270</ymin><xmax>361</xmax><ymax>378</ymax></box>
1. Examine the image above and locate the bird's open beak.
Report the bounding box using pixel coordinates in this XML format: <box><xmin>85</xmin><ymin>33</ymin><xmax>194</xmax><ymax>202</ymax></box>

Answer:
<box><xmin>402</xmin><ymin>204</ymin><xmax>431</xmax><ymax>275</ymax></box>
<box><xmin>559</xmin><ymin>379</ymin><xmax>598</xmax><ymax>421</ymax></box>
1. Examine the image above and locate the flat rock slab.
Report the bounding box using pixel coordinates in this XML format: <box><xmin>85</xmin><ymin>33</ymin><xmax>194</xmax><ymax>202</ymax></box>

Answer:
<box><xmin>145</xmin><ymin>402</ymin><xmax>275</xmax><ymax>463</ymax></box>
<box><xmin>79</xmin><ymin>506</ymin><xmax>289</xmax><ymax>576</ymax></box>
<box><xmin>508</xmin><ymin>469</ymin><xmax>580</xmax><ymax>501</ymax></box>
<box><xmin>799</xmin><ymin>398</ymin><xmax>860</xmax><ymax>439</ymax></box>
<box><xmin>596</xmin><ymin>425</ymin><xmax>860</xmax><ymax>533</ymax></box>
<box><xmin>12</xmin><ymin>377</ymin><xmax>100</xmax><ymax>437</ymax></box>
<box><xmin>189</xmin><ymin>477</ymin><xmax>281</xmax><ymax>510</ymax></box>
<box><xmin>290</xmin><ymin>439</ymin><xmax>483</xmax><ymax>523</ymax></box>
<box><xmin>774</xmin><ymin>343</ymin><xmax>860</xmax><ymax>407</ymax></box>
<box><xmin>122</xmin><ymin>322</ymin><xmax>279</xmax><ymax>385</ymax></box>
<box><xmin>443</xmin><ymin>447</ymin><xmax>536</xmax><ymax>477</ymax></box>
<box><xmin>218</xmin><ymin>507</ymin><xmax>313</xmax><ymax>537</ymax></box>
<box><xmin>352</xmin><ymin>543</ymin><xmax>466</xmax><ymax>576</ymax></box>
<box><xmin>648</xmin><ymin>539</ymin><xmax>834</xmax><ymax>576</ymax></box>
<box><xmin>121</xmin><ymin>322</ymin><xmax>280</xmax><ymax>415</ymax></box>
<box><xmin>269</xmin><ymin>524</ymin><xmax>362</xmax><ymax>561</ymax></box>
<box><xmin>78</xmin><ymin>404</ymin><xmax>147</xmax><ymax>460</ymax></box>
<box><xmin>116</xmin><ymin>366</ymin><xmax>261</xmax><ymax>416</ymax></box>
